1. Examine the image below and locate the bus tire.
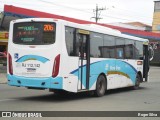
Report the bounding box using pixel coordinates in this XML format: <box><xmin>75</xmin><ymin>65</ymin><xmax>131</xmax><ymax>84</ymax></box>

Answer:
<box><xmin>133</xmin><ymin>74</ymin><xmax>141</xmax><ymax>90</ymax></box>
<box><xmin>94</xmin><ymin>75</ymin><xmax>106</xmax><ymax>97</ymax></box>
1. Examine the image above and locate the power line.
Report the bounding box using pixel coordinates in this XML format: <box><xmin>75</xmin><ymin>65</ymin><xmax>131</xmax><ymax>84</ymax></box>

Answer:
<box><xmin>0</xmin><ymin>0</ymin><xmax>153</xmax><ymax>24</ymax></box>
<box><xmin>39</xmin><ymin>1</ymin><xmax>153</xmax><ymax>23</ymax></box>
<box><xmin>113</xmin><ymin>7</ymin><xmax>152</xmax><ymax>19</ymax></box>
<box><xmin>38</xmin><ymin>0</ymin><xmax>92</xmax><ymax>13</ymax></box>
<box><xmin>101</xmin><ymin>12</ymin><xmax>153</xmax><ymax>24</ymax></box>
<box><xmin>105</xmin><ymin>8</ymin><xmax>153</xmax><ymax>21</ymax></box>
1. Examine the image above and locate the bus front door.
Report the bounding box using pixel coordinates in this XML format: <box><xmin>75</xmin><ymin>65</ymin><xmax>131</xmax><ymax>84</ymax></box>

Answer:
<box><xmin>78</xmin><ymin>34</ymin><xmax>90</xmax><ymax>90</ymax></box>
<box><xmin>143</xmin><ymin>45</ymin><xmax>149</xmax><ymax>81</ymax></box>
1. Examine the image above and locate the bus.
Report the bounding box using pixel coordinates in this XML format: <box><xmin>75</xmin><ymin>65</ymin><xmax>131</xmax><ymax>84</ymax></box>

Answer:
<box><xmin>7</xmin><ymin>18</ymin><xmax>150</xmax><ymax>97</ymax></box>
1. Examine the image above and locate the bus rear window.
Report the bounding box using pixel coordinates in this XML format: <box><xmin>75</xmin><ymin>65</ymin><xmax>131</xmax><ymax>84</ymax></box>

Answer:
<box><xmin>13</xmin><ymin>22</ymin><xmax>56</xmax><ymax>45</ymax></box>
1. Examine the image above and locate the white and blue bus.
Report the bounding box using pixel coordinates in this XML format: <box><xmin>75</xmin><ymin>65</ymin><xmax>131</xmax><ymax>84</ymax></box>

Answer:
<box><xmin>7</xmin><ymin>18</ymin><xmax>150</xmax><ymax>96</ymax></box>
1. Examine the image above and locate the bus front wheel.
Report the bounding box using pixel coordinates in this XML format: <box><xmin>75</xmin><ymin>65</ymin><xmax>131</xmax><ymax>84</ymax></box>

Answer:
<box><xmin>94</xmin><ymin>75</ymin><xmax>106</xmax><ymax>97</ymax></box>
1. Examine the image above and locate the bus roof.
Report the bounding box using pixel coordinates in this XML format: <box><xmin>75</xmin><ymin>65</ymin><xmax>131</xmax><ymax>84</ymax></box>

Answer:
<box><xmin>62</xmin><ymin>19</ymin><xmax>149</xmax><ymax>43</ymax></box>
<box><xmin>12</xmin><ymin>18</ymin><xmax>149</xmax><ymax>43</ymax></box>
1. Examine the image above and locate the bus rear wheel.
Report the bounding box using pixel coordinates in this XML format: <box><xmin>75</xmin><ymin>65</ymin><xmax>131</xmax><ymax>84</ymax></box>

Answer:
<box><xmin>133</xmin><ymin>74</ymin><xmax>141</xmax><ymax>90</ymax></box>
<box><xmin>94</xmin><ymin>75</ymin><xmax>106</xmax><ymax>97</ymax></box>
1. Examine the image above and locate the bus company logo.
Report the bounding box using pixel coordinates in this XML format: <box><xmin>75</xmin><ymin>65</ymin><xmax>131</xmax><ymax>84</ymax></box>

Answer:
<box><xmin>105</xmin><ymin>64</ymin><xmax>109</xmax><ymax>70</ymax></box>
<box><xmin>2</xmin><ymin>112</ymin><xmax>11</xmax><ymax>117</ymax></box>
<box><xmin>14</xmin><ymin>53</ymin><xmax>19</xmax><ymax>59</ymax></box>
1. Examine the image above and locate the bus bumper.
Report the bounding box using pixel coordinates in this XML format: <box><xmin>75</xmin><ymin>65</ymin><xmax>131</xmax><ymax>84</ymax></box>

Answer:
<box><xmin>7</xmin><ymin>74</ymin><xmax>63</xmax><ymax>90</ymax></box>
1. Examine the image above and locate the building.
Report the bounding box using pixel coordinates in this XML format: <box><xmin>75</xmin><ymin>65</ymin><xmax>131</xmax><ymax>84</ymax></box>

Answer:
<box><xmin>152</xmin><ymin>0</ymin><xmax>160</xmax><ymax>33</ymax></box>
<box><xmin>0</xmin><ymin>31</ymin><xmax>8</xmax><ymax>52</ymax></box>
<box><xmin>125</xmin><ymin>22</ymin><xmax>152</xmax><ymax>31</ymax></box>
<box><xmin>1</xmin><ymin>5</ymin><xmax>160</xmax><ymax>65</ymax></box>
<box><xmin>108</xmin><ymin>22</ymin><xmax>152</xmax><ymax>31</ymax></box>
<box><xmin>0</xmin><ymin>12</ymin><xmax>8</xmax><ymax>52</ymax></box>
<box><xmin>151</xmin><ymin>0</ymin><xmax>160</xmax><ymax>65</ymax></box>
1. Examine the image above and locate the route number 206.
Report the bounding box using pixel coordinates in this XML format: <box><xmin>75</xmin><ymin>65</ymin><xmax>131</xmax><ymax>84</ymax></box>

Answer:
<box><xmin>44</xmin><ymin>24</ymin><xmax>54</xmax><ymax>31</ymax></box>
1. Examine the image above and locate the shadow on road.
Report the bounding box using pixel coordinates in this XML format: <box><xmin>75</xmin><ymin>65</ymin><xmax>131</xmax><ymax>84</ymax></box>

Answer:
<box><xmin>17</xmin><ymin>87</ymin><xmax>148</xmax><ymax>102</ymax></box>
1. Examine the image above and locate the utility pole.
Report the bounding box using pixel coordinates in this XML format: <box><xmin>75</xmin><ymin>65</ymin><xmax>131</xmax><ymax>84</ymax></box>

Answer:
<box><xmin>91</xmin><ymin>4</ymin><xmax>106</xmax><ymax>23</ymax></box>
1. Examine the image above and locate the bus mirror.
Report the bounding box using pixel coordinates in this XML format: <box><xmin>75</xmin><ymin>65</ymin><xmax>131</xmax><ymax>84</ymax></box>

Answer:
<box><xmin>149</xmin><ymin>45</ymin><xmax>154</xmax><ymax>61</ymax></box>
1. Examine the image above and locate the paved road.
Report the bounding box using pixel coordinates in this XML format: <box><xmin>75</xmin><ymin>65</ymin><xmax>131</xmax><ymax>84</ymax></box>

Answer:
<box><xmin>0</xmin><ymin>67</ymin><xmax>160</xmax><ymax>119</ymax></box>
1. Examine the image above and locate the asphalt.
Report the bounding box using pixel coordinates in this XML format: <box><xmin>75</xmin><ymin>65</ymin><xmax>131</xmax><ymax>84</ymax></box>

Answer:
<box><xmin>0</xmin><ymin>66</ymin><xmax>160</xmax><ymax>120</ymax></box>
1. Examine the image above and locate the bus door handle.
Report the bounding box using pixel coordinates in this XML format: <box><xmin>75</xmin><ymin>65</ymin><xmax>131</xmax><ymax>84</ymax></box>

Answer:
<box><xmin>79</xmin><ymin>52</ymin><xmax>86</xmax><ymax>60</ymax></box>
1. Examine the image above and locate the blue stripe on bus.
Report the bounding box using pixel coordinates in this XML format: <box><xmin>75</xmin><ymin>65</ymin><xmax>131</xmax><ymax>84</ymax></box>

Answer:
<box><xmin>8</xmin><ymin>74</ymin><xmax>63</xmax><ymax>89</ymax></box>
<box><xmin>70</xmin><ymin>59</ymin><xmax>137</xmax><ymax>89</ymax></box>
<box><xmin>121</xmin><ymin>61</ymin><xmax>137</xmax><ymax>72</ymax></box>
<box><xmin>70</xmin><ymin>61</ymin><xmax>101</xmax><ymax>74</ymax></box>
<box><xmin>16</xmin><ymin>55</ymin><xmax>50</xmax><ymax>63</ymax></box>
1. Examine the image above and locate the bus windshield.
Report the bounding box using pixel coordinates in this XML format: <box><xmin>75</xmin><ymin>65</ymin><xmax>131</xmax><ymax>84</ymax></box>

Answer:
<box><xmin>13</xmin><ymin>22</ymin><xmax>56</xmax><ymax>45</ymax></box>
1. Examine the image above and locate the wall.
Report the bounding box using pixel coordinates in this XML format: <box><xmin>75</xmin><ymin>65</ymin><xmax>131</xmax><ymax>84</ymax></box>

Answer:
<box><xmin>0</xmin><ymin>32</ymin><xmax>8</xmax><ymax>52</ymax></box>
<box><xmin>152</xmin><ymin>1</ymin><xmax>160</xmax><ymax>33</ymax></box>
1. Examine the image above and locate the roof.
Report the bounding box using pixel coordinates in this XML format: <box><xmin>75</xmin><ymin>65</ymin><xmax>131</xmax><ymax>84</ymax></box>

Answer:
<box><xmin>3</xmin><ymin>5</ymin><xmax>160</xmax><ymax>40</ymax></box>
<box><xmin>125</xmin><ymin>22</ymin><xmax>151</xmax><ymax>27</ymax></box>
<box><xmin>4</xmin><ymin>5</ymin><xmax>91</xmax><ymax>24</ymax></box>
<box><xmin>98</xmin><ymin>23</ymin><xmax>160</xmax><ymax>40</ymax></box>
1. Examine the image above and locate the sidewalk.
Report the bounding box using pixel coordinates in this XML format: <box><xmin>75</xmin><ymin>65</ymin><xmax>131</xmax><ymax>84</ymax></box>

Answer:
<box><xmin>0</xmin><ymin>73</ymin><xmax>7</xmax><ymax>84</ymax></box>
<box><xmin>0</xmin><ymin>64</ymin><xmax>7</xmax><ymax>84</ymax></box>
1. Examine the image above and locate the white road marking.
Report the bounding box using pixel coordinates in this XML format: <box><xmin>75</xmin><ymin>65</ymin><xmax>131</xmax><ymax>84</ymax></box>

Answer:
<box><xmin>0</xmin><ymin>99</ymin><xmax>18</xmax><ymax>102</ymax></box>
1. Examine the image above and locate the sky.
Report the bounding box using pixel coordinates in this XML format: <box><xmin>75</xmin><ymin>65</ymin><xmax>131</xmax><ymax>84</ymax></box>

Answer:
<box><xmin>0</xmin><ymin>0</ymin><xmax>156</xmax><ymax>25</ymax></box>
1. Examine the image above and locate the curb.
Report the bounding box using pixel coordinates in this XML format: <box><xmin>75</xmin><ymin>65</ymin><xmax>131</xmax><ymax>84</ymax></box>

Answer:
<box><xmin>0</xmin><ymin>64</ymin><xmax>7</xmax><ymax>84</ymax></box>
<box><xmin>0</xmin><ymin>82</ymin><xmax>7</xmax><ymax>84</ymax></box>
<box><xmin>0</xmin><ymin>73</ymin><xmax>7</xmax><ymax>84</ymax></box>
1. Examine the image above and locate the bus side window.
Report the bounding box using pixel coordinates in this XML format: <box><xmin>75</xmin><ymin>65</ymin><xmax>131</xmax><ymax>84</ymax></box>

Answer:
<box><xmin>65</xmin><ymin>27</ymin><xmax>77</xmax><ymax>56</ymax></box>
<box><xmin>103</xmin><ymin>35</ymin><xmax>116</xmax><ymax>58</ymax></box>
<box><xmin>135</xmin><ymin>41</ymin><xmax>143</xmax><ymax>60</ymax></box>
<box><xmin>90</xmin><ymin>32</ymin><xmax>103</xmax><ymax>58</ymax></box>
<box><xmin>125</xmin><ymin>39</ymin><xmax>135</xmax><ymax>59</ymax></box>
<box><xmin>115</xmin><ymin>38</ymin><xmax>125</xmax><ymax>59</ymax></box>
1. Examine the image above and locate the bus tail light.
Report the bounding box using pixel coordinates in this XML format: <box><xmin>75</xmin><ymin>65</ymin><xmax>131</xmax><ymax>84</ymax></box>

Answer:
<box><xmin>137</xmin><ymin>61</ymin><xmax>143</xmax><ymax>65</ymax></box>
<box><xmin>52</xmin><ymin>54</ymin><xmax>60</xmax><ymax>77</ymax></box>
<box><xmin>8</xmin><ymin>53</ymin><xmax>13</xmax><ymax>75</ymax></box>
